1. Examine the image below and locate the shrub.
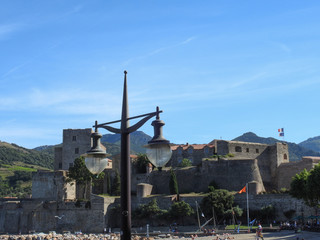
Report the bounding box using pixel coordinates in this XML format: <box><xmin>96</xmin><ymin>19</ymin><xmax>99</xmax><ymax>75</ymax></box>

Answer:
<box><xmin>169</xmin><ymin>169</ymin><xmax>179</xmax><ymax>195</ymax></box>
<box><xmin>169</xmin><ymin>201</ymin><xmax>194</xmax><ymax>225</ymax></box>
<box><xmin>180</xmin><ymin>158</ymin><xmax>192</xmax><ymax>167</ymax></box>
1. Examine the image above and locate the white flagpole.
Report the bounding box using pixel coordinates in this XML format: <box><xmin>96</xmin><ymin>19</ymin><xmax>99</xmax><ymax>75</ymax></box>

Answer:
<box><xmin>246</xmin><ymin>183</ymin><xmax>250</xmax><ymax>231</ymax></box>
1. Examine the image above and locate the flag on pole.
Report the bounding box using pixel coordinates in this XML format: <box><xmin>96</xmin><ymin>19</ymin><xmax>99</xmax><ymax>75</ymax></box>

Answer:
<box><xmin>278</xmin><ymin>128</ymin><xmax>284</xmax><ymax>137</ymax></box>
<box><xmin>238</xmin><ymin>185</ymin><xmax>246</xmax><ymax>194</ymax></box>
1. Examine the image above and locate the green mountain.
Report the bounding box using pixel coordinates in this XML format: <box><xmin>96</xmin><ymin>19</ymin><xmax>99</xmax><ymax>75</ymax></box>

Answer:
<box><xmin>299</xmin><ymin>136</ymin><xmax>320</xmax><ymax>153</ymax></box>
<box><xmin>101</xmin><ymin>131</ymin><xmax>152</xmax><ymax>154</ymax></box>
<box><xmin>0</xmin><ymin>141</ymin><xmax>54</xmax><ymax>169</ymax></box>
<box><xmin>232</xmin><ymin>132</ymin><xmax>320</xmax><ymax>161</ymax></box>
<box><xmin>0</xmin><ymin>141</ymin><xmax>53</xmax><ymax>198</ymax></box>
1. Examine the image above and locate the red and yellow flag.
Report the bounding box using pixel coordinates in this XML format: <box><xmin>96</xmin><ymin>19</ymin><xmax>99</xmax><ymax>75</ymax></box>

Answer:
<box><xmin>238</xmin><ymin>185</ymin><xmax>246</xmax><ymax>194</ymax></box>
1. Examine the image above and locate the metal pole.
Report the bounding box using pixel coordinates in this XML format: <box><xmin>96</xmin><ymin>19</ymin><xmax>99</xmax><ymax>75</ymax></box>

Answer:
<box><xmin>120</xmin><ymin>71</ymin><xmax>131</xmax><ymax>240</ymax></box>
<box><xmin>246</xmin><ymin>183</ymin><xmax>249</xmax><ymax>231</ymax></box>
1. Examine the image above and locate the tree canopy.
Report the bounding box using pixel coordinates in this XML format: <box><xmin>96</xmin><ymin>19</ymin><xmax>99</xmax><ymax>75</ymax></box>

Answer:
<box><xmin>66</xmin><ymin>156</ymin><xmax>93</xmax><ymax>184</ymax></box>
<box><xmin>290</xmin><ymin>164</ymin><xmax>320</xmax><ymax>208</ymax></box>
<box><xmin>200</xmin><ymin>188</ymin><xmax>240</xmax><ymax>219</ymax></box>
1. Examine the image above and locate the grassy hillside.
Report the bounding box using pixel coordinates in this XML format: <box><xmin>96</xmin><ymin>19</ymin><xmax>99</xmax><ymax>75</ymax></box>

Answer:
<box><xmin>0</xmin><ymin>141</ymin><xmax>54</xmax><ymax>169</ymax></box>
<box><xmin>0</xmin><ymin>141</ymin><xmax>54</xmax><ymax>198</ymax></box>
<box><xmin>0</xmin><ymin>161</ymin><xmax>51</xmax><ymax>198</ymax></box>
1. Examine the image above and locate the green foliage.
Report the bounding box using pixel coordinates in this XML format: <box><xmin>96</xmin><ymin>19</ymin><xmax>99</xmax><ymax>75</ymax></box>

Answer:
<box><xmin>290</xmin><ymin>168</ymin><xmax>309</xmax><ymax>200</ymax></box>
<box><xmin>307</xmin><ymin>164</ymin><xmax>320</xmax><ymax>207</ymax></box>
<box><xmin>0</xmin><ymin>145</ymin><xmax>53</xmax><ymax>169</ymax></box>
<box><xmin>0</xmin><ymin>171</ymin><xmax>32</xmax><ymax>198</ymax></box>
<box><xmin>169</xmin><ymin>200</ymin><xmax>194</xmax><ymax>218</ymax></box>
<box><xmin>8</xmin><ymin>171</ymin><xmax>32</xmax><ymax>186</ymax></box>
<box><xmin>290</xmin><ymin>166</ymin><xmax>320</xmax><ymax>208</ymax></box>
<box><xmin>200</xmin><ymin>189</ymin><xmax>236</xmax><ymax>219</ymax></box>
<box><xmin>111</xmin><ymin>170</ymin><xmax>121</xmax><ymax>196</ymax></box>
<box><xmin>180</xmin><ymin>158</ymin><xmax>192</xmax><ymax>167</ymax></box>
<box><xmin>169</xmin><ymin>169</ymin><xmax>179</xmax><ymax>195</ymax></box>
<box><xmin>250</xmin><ymin>205</ymin><xmax>276</xmax><ymax>224</ymax></box>
<box><xmin>66</xmin><ymin>156</ymin><xmax>93</xmax><ymax>185</ymax></box>
<box><xmin>67</xmin><ymin>156</ymin><xmax>104</xmax><ymax>199</ymax></box>
<box><xmin>133</xmin><ymin>153</ymin><xmax>150</xmax><ymax>173</ymax></box>
<box><xmin>133</xmin><ymin>199</ymin><xmax>167</xmax><ymax>219</ymax></box>
<box><xmin>208</xmin><ymin>180</ymin><xmax>219</xmax><ymax>192</ymax></box>
<box><xmin>225</xmin><ymin>206</ymin><xmax>243</xmax><ymax>218</ymax></box>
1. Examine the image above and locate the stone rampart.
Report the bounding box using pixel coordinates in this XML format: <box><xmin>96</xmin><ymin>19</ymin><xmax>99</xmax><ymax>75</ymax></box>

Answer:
<box><xmin>0</xmin><ymin>194</ymin><xmax>109</xmax><ymax>234</ymax></box>
<box><xmin>276</xmin><ymin>156</ymin><xmax>320</xmax><ymax>190</ymax></box>
<box><xmin>148</xmin><ymin>158</ymin><xmax>264</xmax><ymax>194</ymax></box>
<box><xmin>234</xmin><ymin>193</ymin><xmax>314</xmax><ymax>220</ymax></box>
<box><xmin>32</xmin><ymin>170</ymin><xmax>75</xmax><ymax>201</ymax></box>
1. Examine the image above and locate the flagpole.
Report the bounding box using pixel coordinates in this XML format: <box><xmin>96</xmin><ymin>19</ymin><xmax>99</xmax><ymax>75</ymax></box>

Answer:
<box><xmin>196</xmin><ymin>201</ymin><xmax>201</xmax><ymax>231</ymax></box>
<box><xmin>246</xmin><ymin>182</ymin><xmax>249</xmax><ymax>232</ymax></box>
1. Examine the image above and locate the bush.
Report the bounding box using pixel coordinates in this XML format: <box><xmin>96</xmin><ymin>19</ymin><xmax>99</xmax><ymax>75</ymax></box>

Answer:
<box><xmin>168</xmin><ymin>201</ymin><xmax>194</xmax><ymax>225</ymax></box>
<box><xmin>133</xmin><ymin>154</ymin><xmax>150</xmax><ymax>173</ymax></box>
<box><xmin>133</xmin><ymin>199</ymin><xmax>168</xmax><ymax>224</ymax></box>
<box><xmin>180</xmin><ymin>158</ymin><xmax>192</xmax><ymax>167</ymax></box>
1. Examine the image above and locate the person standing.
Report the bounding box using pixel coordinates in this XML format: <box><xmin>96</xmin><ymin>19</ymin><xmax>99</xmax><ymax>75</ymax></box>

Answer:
<box><xmin>256</xmin><ymin>223</ymin><xmax>264</xmax><ymax>240</ymax></box>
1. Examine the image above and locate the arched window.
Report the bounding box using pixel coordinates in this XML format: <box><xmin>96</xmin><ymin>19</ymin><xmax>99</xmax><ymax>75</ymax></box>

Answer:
<box><xmin>284</xmin><ymin>153</ymin><xmax>288</xmax><ymax>160</ymax></box>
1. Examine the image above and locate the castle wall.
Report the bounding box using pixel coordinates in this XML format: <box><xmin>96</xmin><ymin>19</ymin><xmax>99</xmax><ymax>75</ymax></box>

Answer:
<box><xmin>32</xmin><ymin>171</ymin><xmax>75</xmax><ymax>201</ymax></box>
<box><xmin>0</xmin><ymin>193</ymin><xmax>316</xmax><ymax>233</ymax></box>
<box><xmin>235</xmin><ymin>193</ymin><xmax>314</xmax><ymax>221</ymax></box>
<box><xmin>215</xmin><ymin>140</ymin><xmax>269</xmax><ymax>159</ymax></box>
<box><xmin>148</xmin><ymin>158</ymin><xmax>265</xmax><ymax>194</ymax></box>
<box><xmin>170</xmin><ymin>145</ymin><xmax>214</xmax><ymax>167</ymax></box>
<box><xmin>54</xmin><ymin>147</ymin><xmax>62</xmax><ymax>171</ymax></box>
<box><xmin>276</xmin><ymin>157</ymin><xmax>320</xmax><ymax>190</ymax></box>
<box><xmin>0</xmin><ymin>195</ymin><xmax>109</xmax><ymax>234</ymax></box>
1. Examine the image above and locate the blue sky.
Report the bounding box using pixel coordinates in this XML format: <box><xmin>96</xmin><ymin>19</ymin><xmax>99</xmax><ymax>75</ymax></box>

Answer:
<box><xmin>1</xmin><ymin>1</ymin><xmax>320</xmax><ymax>148</ymax></box>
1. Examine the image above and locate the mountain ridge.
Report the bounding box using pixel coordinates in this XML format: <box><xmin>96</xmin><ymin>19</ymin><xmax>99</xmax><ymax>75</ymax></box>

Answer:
<box><xmin>232</xmin><ymin>132</ymin><xmax>320</xmax><ymax>161</ymax></box>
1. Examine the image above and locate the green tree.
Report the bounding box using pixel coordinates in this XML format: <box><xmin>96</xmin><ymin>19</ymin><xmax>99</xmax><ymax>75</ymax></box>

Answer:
<box><xmin>225</xmin><ymin>206</ymin><xmax>243</xmax><ymax>218</ymax></box>
<box><xmin>290</xmin><ymin>165</ymin><xmax>320</xmax><ymax>213</ymax></box>
<box><xmin>169</xmin><ymin>169</ymin><xmax>179</xmax><ymax>195</ymax></box>
<box><xmin>306</xmin><ymin>164</ymin><xmax>320</xmax><ymax>208</ymax></box>
<box><xmin>67</xmin><ymin>156</ymin><xmax>95</xmax><ymax>199</ymax></box>
<box><xmin>200</xmin><ymin>189</ymin><xmax>235</xmax><ymax>219</ymax></box>
<box><xmin>169</xmin><ymin>201</ymin><xmax>194</xmax><ymax>224</ymax></box>
<box><xmin>180</xmin><ymin>158</ymin><xmax>192</xmax><ymax>167</ymax></box>
<box><xmin>133</xmin><ymin>153</ymin><xmax>150</xmax><ymax>173</ymax></box>
<box><xmin>133</xmin><ymin>199</ymin><xmax>167</xmax><ymax>219</ymax></box>
<box><xmin>111</xmin><ymin>169</ymin><xmax>121</xmax><ymax>196</ymax></box>
<box><xmin>290</xmin><ymin>168</ymin><xmax>310</xmax><ymax>201</ymax></box>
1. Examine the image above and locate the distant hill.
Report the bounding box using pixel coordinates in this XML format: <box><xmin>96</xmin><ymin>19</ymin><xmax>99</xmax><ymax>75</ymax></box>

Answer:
<box><xmin>101</xmin><ymin>131</ymin><xmax>152</xmax><ymax>154</ymax></box>
<box><xmin>33</xmin><ymin>144</ymin><xmax>60</xmax><ymax>156</ymax></box>
<box><xmin>232</xmin><ymin>132</ymin><xmax>320</xmax><ymax>161</ymax></box>
<box><xmin>0</xmin><ymin>141</ymin><xmax>54</xmax><ymax>169</ymax></box>
<box><xmin>299</xmin><ymin>136</ymin><xmax>320</xmax><ymax>153</ymax></box>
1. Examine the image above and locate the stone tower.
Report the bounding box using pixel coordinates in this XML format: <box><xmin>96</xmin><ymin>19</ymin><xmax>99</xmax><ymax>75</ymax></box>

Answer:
<box><xmin>54</xmin><ymin>128</ymin><xmax>93</xmax><ymax>170</ymax></box>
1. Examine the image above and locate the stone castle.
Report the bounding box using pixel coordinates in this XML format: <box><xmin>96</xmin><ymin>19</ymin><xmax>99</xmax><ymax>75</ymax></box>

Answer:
<box><xmin>1</xmin><ymin>128</ymin><xmax>320</xmax><ymax>234</ymax></box>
